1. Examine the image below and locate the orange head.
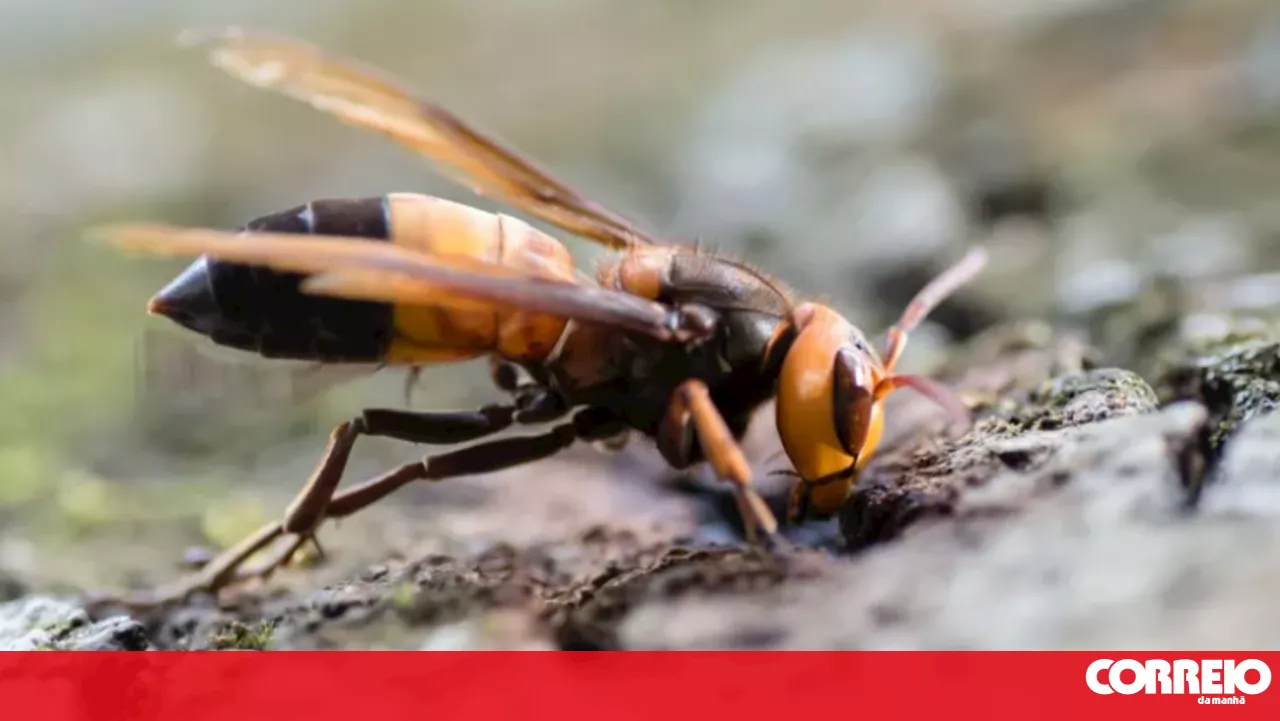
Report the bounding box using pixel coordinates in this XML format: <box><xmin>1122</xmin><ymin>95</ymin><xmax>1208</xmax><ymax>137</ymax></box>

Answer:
<box><xmin>771</xmin><ymin>303</ymin><xmax>886</xmax><ymax>521</ymax></box>
<box><xmin>765</xmin><ymin>247</ymin><xmax>988</xmax><ymax>523</ymax></box>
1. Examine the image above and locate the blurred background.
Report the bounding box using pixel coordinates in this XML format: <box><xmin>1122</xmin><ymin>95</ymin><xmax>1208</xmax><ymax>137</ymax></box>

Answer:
<box><xmin>3</xmin><ymin>0</ymin><xmax>1280</xmax><ymax>598</ymax></box>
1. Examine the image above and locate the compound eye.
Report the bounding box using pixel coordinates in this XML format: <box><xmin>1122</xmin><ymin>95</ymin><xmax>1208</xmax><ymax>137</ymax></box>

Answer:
<box><xmin>833</xmin><ymin>347</ymin><xmax>875</xmax><ymax>456</ymax></box>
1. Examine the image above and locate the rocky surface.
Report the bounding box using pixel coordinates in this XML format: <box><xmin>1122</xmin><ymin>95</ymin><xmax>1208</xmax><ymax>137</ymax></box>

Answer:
<box><xmin>14</xmin><ymin>316</ymin><xmax>1266</xmax><ymax>651</ymax></box>
<box><xmin>1</xmin><ymin>596</ymin><xmax>150</xmax><ymax>650</ymax></box>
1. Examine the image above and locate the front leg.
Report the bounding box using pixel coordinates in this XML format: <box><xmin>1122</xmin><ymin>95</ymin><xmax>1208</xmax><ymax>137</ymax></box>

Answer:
<box><xmin>656</xmin><ymin>379</ymin><xmax>779</xmax><ymax>543</ymax></box>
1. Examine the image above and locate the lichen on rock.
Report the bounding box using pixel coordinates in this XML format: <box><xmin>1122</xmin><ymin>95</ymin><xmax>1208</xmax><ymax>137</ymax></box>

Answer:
<box><xmin>1157</xmin><ymin>333</ymin><xmax>1280</xmax><ymax>453</ymax></box>
<box><xmin>1014</xmin><ymin>368</ymin><xmax>1160</xmax><ymax>431</ymax></box>
<box><xmin>838</xmin><ymin>351</ymin><xmax>1161</xmax><ymax>551</ymax></box>
<box><xmin>0</xmin><ymin>596</ymin><xmax>150</xmax><ymax>650</ymax></box>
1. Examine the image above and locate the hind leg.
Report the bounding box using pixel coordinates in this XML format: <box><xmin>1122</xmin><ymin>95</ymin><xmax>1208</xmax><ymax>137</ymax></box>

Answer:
<box><xmin>110</xmin><ymin>403</ymin><xmax>605</xmax><ymax>610</ymax></box>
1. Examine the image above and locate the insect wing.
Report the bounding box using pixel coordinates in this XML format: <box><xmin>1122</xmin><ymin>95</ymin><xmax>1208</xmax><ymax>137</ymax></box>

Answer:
<box><xmin>182</xmin><ymin>27</ymin><xmax>662</xmax><ymax>250</ymax></box>
<box><xmin>92</xmin><ymin>223</ymin><xmax>684</xmax><ymax>342</ymax></box>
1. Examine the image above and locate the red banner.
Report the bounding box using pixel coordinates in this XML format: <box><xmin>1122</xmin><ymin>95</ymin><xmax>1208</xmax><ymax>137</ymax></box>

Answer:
<box><xmin>1</xmin><ymin>651</ymin><xmax>1275</xmax><ymax>720</ymax></box>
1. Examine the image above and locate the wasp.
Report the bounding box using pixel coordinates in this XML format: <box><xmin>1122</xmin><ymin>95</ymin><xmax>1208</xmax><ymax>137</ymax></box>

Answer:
<box><xmin>91</xmin><ymin>28</ymin><xmax>987</xmax><ymax>607</ymax></box>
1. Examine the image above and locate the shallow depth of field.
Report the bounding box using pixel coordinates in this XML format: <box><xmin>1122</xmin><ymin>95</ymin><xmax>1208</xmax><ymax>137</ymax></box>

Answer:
<box><xmin>3</xmin><ymin>0</ymin><xmax>1280</xmax><ymax>650</ymax></box>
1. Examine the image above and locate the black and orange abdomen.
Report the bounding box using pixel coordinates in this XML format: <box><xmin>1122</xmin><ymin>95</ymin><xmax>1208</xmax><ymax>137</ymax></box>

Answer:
<box><xmin>157</xmin><ymin>193</ymin><xmax>577</xmax><ymax>366</ymax></box>
<box><xmin>379</xmin><ymin>193</ymin><xmax>576</xmax><ymax>366</ymax></box>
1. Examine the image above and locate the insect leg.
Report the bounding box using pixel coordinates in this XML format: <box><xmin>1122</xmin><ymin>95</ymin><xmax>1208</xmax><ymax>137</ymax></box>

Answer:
<box><xmin>488</xmin><ymin>356</ymin><xmax>524</xmax><ymax>394</ymax></box>
<box><xmin>487</xmin><ymin>357</ymin><xmax>569</xmax><ymax>423</ymax></box>
<box><xmin>108</xmin><ymin>406</ymin><xmax>619</xmax><ymax>610</ymax></box>
<box><xmin>281</xmin><ymin>404</ymin><xmax>524</xmax><ymax>541</ymax></box>
<box><xmin>321</xmin><ymin>406</ymin><xmax>624</xmax><ymax>521</ymax></box>
<box><xmin>656</xmin><ymin>379</ymin><xmax>779</xmax><ymax>543</ymax></box>
<box><xmin>245</xmin><ymin>409</ymin><xmax>609</xmax><ymax>581</ymax></box>
<box><xmin>880</xmin><ymin>247</ymin><xmax>988</xmax><ymax>372</ymax></box>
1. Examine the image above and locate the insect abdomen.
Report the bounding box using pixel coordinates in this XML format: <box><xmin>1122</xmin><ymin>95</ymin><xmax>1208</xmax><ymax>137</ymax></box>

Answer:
<box><xmin>204</xmin><ymin>193</ymin><xmax>577</xmax><ymax>366</ymax></box>
<box><xmin>379</xmin><ymin>193</ymin><xmax>576</xmax><ymax>366</ymax></box>
<box><xmin>204</xmin><ymin>197</ymin><xmax>397</xmax><ymax>362</ymax></box>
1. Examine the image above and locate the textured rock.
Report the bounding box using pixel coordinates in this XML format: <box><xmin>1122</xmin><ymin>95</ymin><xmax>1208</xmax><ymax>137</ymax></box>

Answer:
<box><xmin>1</xmin><ymin>596</ymin><xmax>149</xmax><ymax>650</ymax></box>
<box><xmin>1200</xmin><ymin>410</ymin><xmax>1280</xmax><ymax>520</ymax></box>
<box><xmin>624</xmin><ymin>402</ymin><xmax>1228</xmax><ymax>649</ymax></box>
<box><xmin>62</xmin><ymin>333</ymin><xmax>1280</xmax><ymax>651</ymax></box>
<box><xmin>839</xmin><ymin>367</ymin><xmax>1160</xmax><ymax>550</ymax></box>
<box><xmin>1159</xmin><ymin>335</ymin><xmax>1280</xmax><ymax>451</ymax></box>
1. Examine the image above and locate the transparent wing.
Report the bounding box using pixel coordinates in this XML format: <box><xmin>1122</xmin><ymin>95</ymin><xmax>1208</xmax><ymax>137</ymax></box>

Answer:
<box><xmin>182</xmin><ymin>26</ymin><xmax>663</xmax><ymax>250</ymax></box>
<box><xmin>92</xmin><ymin>223</ymin><xmax>688</xmax><ymax>342</ymax></box>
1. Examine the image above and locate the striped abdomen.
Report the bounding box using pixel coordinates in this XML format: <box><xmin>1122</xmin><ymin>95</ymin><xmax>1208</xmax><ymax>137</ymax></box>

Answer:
<box><xmin>153</xmin><ymin>193</ymin><xmax>576</xmax><ymax>365</ymax></box>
